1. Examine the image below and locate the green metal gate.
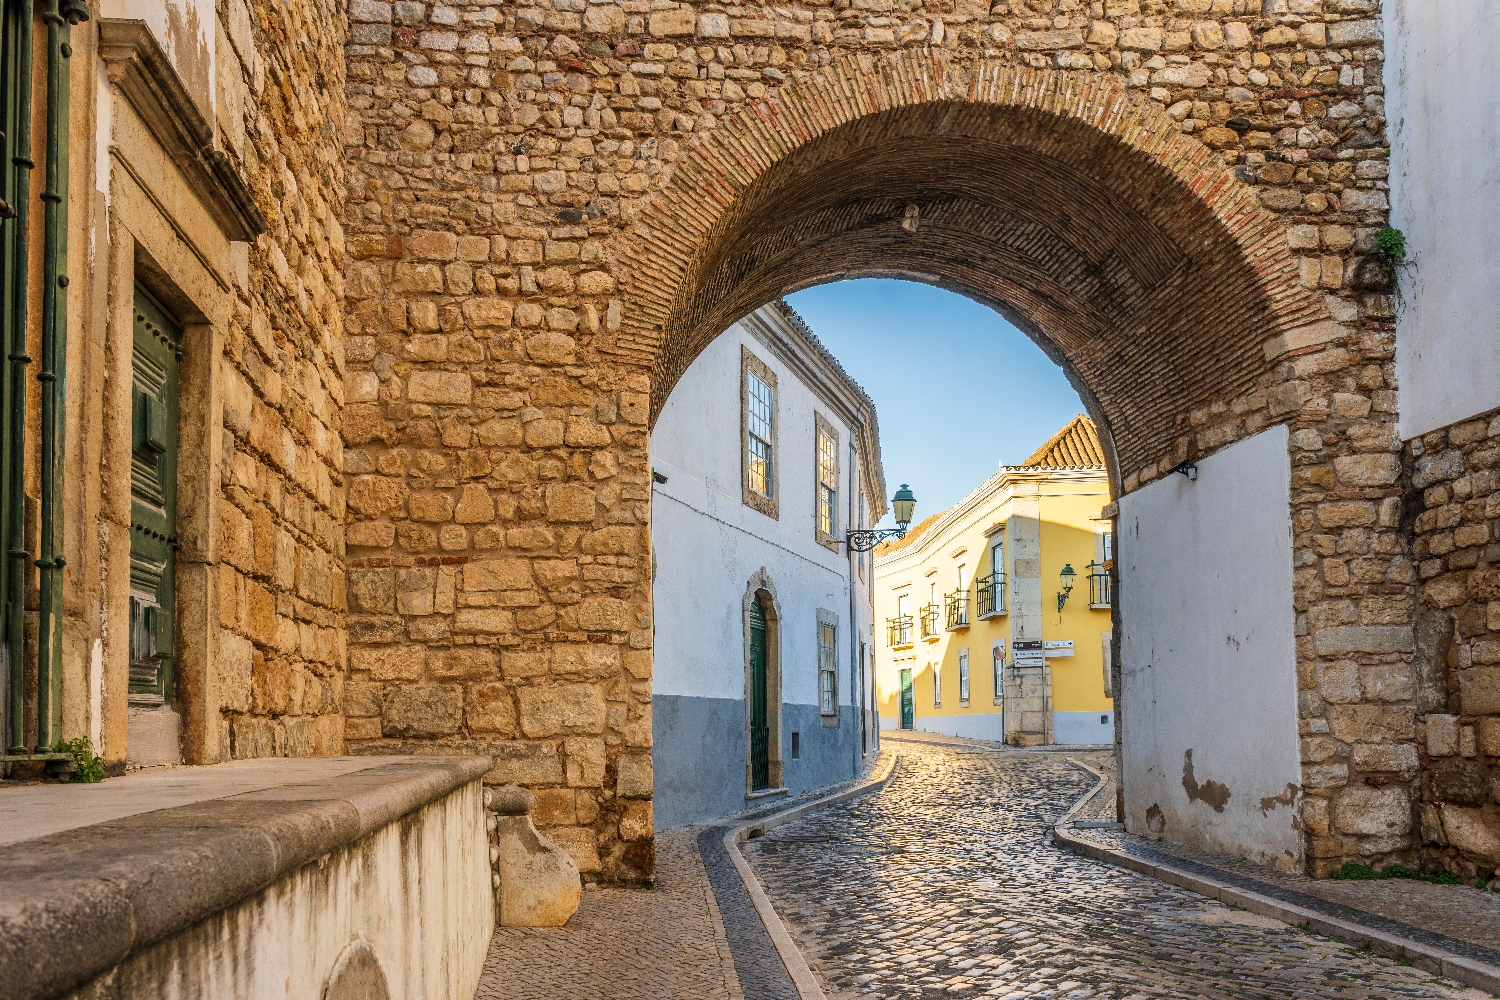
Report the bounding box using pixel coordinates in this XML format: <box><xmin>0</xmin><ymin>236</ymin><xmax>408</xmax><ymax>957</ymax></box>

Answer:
<box><xmin>128</xmin><ymin>285</ymin><xmax>179</xmax><ymax>704</ymax></box>
<box><xmin>749</xmin><ymin>599</ymin><xmax>769</xmax><ymax>790</ymax></box>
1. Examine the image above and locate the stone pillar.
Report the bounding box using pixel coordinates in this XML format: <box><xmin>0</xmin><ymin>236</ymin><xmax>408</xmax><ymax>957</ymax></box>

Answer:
<box><xmin>487</xmin><ymin>785</ymin><xmax>582</xmax><ymax>927</ymax></box>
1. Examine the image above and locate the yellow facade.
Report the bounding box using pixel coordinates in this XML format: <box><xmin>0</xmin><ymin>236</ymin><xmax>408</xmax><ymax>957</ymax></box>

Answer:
<box><xmin>873</xmin><ymin>417</ymin><xmax>1114</xmax><ymax>745</ymax></box>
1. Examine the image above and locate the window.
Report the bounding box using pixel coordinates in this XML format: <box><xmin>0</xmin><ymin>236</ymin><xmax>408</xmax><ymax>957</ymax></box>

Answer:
<box><xmin>814</xmin><ymin>413</ymin><xmax>839</xmax><ymax>546</ymax></box>
<box><xmin>857</xmin><ymin>492</ymin><xmax>866</xmax><ymax>577</ymax></box>
<box><xmin>818</xmin><ymin>620</ymin><xmax>837</xmax><ymax>715</ymax></box>
<box><xmin>1102</xmin><ymin>530</ymin><xmax>1113</xmax><ymax>561</ymax></box>
<box><xmin>741</xmin><ymin>348</ymin><xmax>778</xmax><ymax>517</ymax></box>
<box><xmin>992</xmin><ymin>642</ymin><xmax>1005</xmax><ymax>704</ymax></box>
<box><xmin>748</xmin><ymin>372</ymin><xmax>773</xmax><ymax>495</ymax></box>
<box><xmin>978</xmin><ymin>534</ymin><xmax>1005</xmax><ymax>618</ymax></box>
<box><xmin>958</xmin><ymin>649</ymin><xmax>970</xmax><ymax>703</ymax></box>
<box><xmin>932</xmin><ymin>659</ymin><xmax>941</xmax><ymax>707</ymax></box>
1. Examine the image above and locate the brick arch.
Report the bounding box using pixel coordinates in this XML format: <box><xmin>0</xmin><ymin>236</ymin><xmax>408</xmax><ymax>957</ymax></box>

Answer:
<box><xmin>615</xmin><ymin>53</ymin><xmax>1328</xmax><ymax>487</ymax></box>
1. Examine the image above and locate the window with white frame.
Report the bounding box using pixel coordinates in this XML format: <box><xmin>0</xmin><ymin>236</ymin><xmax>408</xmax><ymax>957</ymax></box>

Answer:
<box><xmin>932</xmin><ymin>658</ymin><xmax>941</xmax><ymax>707</ymax></box>
<box><xmin>815</xmin><ymin>414</ymin><xmax>838</xmax><ymax>544</ymax></box>
<box><xmin>748</xmin><ymin>373</ymin><xmax>774</xmax><ymax>496</ymax></box>
<box><xmin>958</xmin><ymin>648</ymin><xmax>970</xmax><ymax>703</ymax></box>
<box><xmin>818</xmin><ymin>619</ymin><xmax>837</xmax><ymax>716</ymax></box>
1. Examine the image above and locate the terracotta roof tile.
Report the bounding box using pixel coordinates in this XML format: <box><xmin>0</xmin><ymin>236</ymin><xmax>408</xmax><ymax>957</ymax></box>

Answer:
<box><xmin>1020</xmin><ymin>414</ymin><xmax>1106</xmax><ymax>469</ymax></box>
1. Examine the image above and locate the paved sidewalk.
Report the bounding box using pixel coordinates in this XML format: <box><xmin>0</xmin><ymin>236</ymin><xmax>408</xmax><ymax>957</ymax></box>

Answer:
<box><xmin>1056</xmin><ymin>754</ymin><xmax>1500</xmax><ymax>960</ymax></box>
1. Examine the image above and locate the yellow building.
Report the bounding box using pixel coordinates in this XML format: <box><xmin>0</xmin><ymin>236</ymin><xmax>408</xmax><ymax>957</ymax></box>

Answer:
<box><xmin>874</xmin><ymin>416</ymin><xmax>1114</xmax><ymax>746</ymax></box>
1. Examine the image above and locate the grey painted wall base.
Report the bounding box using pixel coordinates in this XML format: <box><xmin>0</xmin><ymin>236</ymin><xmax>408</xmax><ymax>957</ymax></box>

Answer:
<box><xmin>1053</xmin><ymin>711</ymin><xmax>1114</xmax><ymax>745</ymax></box>
<box><xmin>653</xmin><ymin>694</ymin><xmax>860</xmax><ymax>830</ymax></box>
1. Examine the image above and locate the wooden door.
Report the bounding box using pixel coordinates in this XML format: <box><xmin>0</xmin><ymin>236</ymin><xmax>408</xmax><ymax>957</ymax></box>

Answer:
<box><xmin>749</xmin><ymin>599</ymin><xmax>769</xmax><ymax>789</ymax></box>
<box><xmin>128</xmin><ymin>285</ymin><xmax>179</xmax><ymax>706</ymax></box>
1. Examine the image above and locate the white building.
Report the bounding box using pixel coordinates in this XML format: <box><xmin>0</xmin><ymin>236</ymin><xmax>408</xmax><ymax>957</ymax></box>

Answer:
<box><xmin>650</xmin><ymin>302</ymin><xmax>885</xmax><ymax>830</ymax></box>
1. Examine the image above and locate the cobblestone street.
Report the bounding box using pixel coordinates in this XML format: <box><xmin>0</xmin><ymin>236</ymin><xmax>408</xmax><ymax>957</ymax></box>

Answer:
<box><xmin>744</xmin><ymin>742</ymin><xmax>1492</xmax><ymax>1000</ymax></box>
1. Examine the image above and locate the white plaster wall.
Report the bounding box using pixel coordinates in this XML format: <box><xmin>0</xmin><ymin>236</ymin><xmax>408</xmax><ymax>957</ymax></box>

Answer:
<box><xmin>652</xmin><ymin>317</ymin><xmax>868</xmax><ymax>710</ymax></box>
<box><xmin>1119</xmin><ymin>426</ymin><xmax>1303</xmax><ymax>867</ymax></box>
<box><xmin>76</xmin><ymin>781</ymin><xmax>493</xmax><ymax>1000</ymax></box>
<box><xmin>99</xmin><ymin>0</ymin><xmax>216</xmax><ymax>118</ymax></box>
<box><xmin>1387</xmin><ymin>0</ymin><xmax>1500</xmax><ymax>438</ymax></box>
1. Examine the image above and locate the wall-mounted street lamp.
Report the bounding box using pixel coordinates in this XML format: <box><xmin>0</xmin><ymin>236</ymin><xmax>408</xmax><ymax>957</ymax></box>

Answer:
<box><xmin>1056</xmin><ymin>563</ymin><xmax>1076</xmax><ymax>612</ymax></box>
<box><xmin>846</xmin><ymin>484</ymin><xmax>917</xmax><ymax>552</ymax></box>
<box><xmin>1167</xmin><ymin>459</ymin><xmax>1197</xmax><ymax>481</ymax></box>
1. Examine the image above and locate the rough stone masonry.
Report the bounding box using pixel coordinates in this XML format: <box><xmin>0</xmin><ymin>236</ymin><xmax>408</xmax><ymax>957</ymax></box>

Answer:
<box><xmin>323</xmin><ymin>0</ymin><xmax>1456</xmax><ymax>883</ymax></box>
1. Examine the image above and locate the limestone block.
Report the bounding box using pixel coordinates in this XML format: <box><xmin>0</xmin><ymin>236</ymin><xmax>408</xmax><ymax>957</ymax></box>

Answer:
<box><xmin>519</xmin><ymin>684</ymin><xmax>606</xmax><ymax>736</ymax></box>
<box><xmin>619</xmin><ymin>801</ymin><xmax>653</xmax><ymax>840</ymax></box>
<box><xmin>1329</xmin><ymin>785</ymin><xmax>1410</xmax><ymax>837</ymax></box>
<box><xmin>1334</xmin><ymin>453</ymin><xmax>1400</xmax><ymax>487</ymax></box>
<box><xmin>219</xmin><ymin>629</ymin><xmax>254</xmax><ymax>713</ymax></box>
<box><xmin>488</xmin><ymin>788</ymin><xmax>582</xmax><ymax>927</ymax></box>
<box><xmin>1461</xmin><ymin>667</ymin><xmax>1500</xmax><ymax>715</ymax></box>
<box><xmin>1014</xmin><ymin>29</ymin><xmax>1083</xmax><ymax>49</ymax></box>
<box><xmin>552</xmin><ymin>643</ymin><xmax>620</xmax><ymax>678</ymax></box>
<box><xmin>1312</xmin><ymin>626</ymin><xmax>1413</xmax><ymax>657</ymax></box>
<box><xmin>1118</xmin><ymin>27</ymin><xmax>1161</xmax><ymax>51</ymax></box>
<box><xmin>525</xmin><ymin>332</ymin><xmax>577</xmax><ymax>364</ymax></box>
<box><xmin>1350</xmin><ymin>742</ymin><xmax>1417</xmax><ymax>773</ymax></box>
<box><xmin>455</xmin><ymin>608</ymin><xmax>515</xmax><ymax>633</ymax></box>
<box><xmin>576</xmin><ymin>596</ymin><xmax>631</xmax><ymax>631</ymax></box>
<box><xmin>1439</xmin><ymin>805</ymin><xmax>1500</xmax><ymax>862</ymax></box>
<box><xmin>1419</xmin><ymin>803</ymin><xmax>1448</xmax><ymax>845</ymax></box>
<box><xmin>467</xmin><ymin>683</ymin><xmax>517</xmax><ymax>734</ymax></box>
<box><xmin>546</xmin><ymin>483</ymin><xmax>597</xmax><ymax>522</ymax></box>
<box><xmin>1478</xmin><ymin>717</ymin><xmax>1500</xmax><ymax>757</ymax></box>
<box><xmin>545</xmin><ymin>826</ymin><xmax>603</xmax><ymax>873</ymax></box>
<box><xmin>533</xmin><ymin>787</ymin><xmax>577</xmax><ymax>826</ymax></box>
<box><xmin>429</xmin><ymin>648</ymin><xmax>497</xmax><ymax>680</ymax></box>
<box><xmin>465</xmin><ymin>559</ymin><xmax>533</xmax><ymax>591</ymax></box>
<box><xmin>383</xmin><ymin>686</ymin><xmax>463</xmax><ymax>737</ymax></box>
<box><xmin>1427</xmin><ymin>714</ymin><xmax>1460</xmax><ymax>757</ymax></box>
<box><xmin>487</xmin><ymin>742</ymin><xmax>564</xmax><ymax>784</ymax></box>
<box><xmin>565</xmin><ymin>737</ymin><xmax>606</xmax><ymax>786</ymax></box>
<box><xmin>408</xmin><ymin>371</ymin><xmax>472</xmax><ymax>404</ymax></box>
<box><xmin>616</xmin><ymin>753</ymin><xmax>652</xmax><ymax>799</ymax></box>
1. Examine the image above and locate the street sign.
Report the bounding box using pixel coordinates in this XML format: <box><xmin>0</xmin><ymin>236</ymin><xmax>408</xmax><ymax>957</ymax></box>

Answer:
<box><xmin>1012</xmin><ymin>640</ymin><xmax>1042</xmax><ymax>651</ymax></box>
<box><xmin>1014</xmin><ymin>655</ymin><xmax>1045</xmax><ymax>667</ymax></box>
<box><xmin>1044</xmin><ymin>639</ymin><xmax>1073</xmax><ymax>657</ymax></box>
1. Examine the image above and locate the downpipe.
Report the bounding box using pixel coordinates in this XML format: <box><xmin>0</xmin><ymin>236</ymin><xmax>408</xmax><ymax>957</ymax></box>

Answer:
<box><xmin>34</xmin><ymin>0</ymin><xmax>88</xmax><ymax>750</ymax></box>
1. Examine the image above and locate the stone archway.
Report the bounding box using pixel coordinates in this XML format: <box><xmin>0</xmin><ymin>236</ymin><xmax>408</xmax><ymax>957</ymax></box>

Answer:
<box><xmin>344</xmin><ymin>26</ymin><xmax>1405</xmax><ymax>881</ymax></box>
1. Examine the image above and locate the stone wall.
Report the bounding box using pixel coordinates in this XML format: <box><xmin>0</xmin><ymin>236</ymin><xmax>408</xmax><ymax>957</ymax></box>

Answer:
<box><xmin>337</xmin><ymin>0</ymin><xmax>1406</xmax><ymax>878</ymax></box>
<box><xmin>215</xmin><ymin>0</ymin><xmax>352</xmax><ymax>760</ymax></box>
<box><xmin>1407</xmin><ymin>407</ymin><xmax>1500</xmax><ymax>880</ymax></box>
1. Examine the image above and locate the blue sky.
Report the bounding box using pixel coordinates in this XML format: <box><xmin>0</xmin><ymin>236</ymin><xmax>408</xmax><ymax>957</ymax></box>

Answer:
<box><xmin>784</xmin><ymin>279</ymin><xmax>1085</xmax><ymax>530</ymax></box>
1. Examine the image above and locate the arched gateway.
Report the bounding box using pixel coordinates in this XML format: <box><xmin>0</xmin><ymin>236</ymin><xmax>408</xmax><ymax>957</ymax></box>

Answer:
<box><xmin>344</xmin><ymin>31</ymin><xmax>1406</xmax><ymax>883</ymax></box>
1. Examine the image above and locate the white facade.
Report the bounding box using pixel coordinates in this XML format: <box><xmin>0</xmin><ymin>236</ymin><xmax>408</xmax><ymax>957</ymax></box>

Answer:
<box><xmin>1119</xmin><ymin>426</ymin><xmax>1303</xmax><ymax>869</ymax></box>
<box><xmin>1387</xmin><ymin>0</ymin><xmax>1500</xmax><ymax>438</ymax></box>
<box><xmin>650</xmin><ymin>303</ymin><xmax>884</xmax><ymax>830</ymax></box>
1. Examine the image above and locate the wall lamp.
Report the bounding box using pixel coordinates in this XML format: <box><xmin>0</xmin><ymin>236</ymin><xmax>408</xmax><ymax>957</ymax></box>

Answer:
<box><xmin>846</xmin><ymin>484</ymin><xmax>916</xmax><ymax>552</ymax></box>
<box><xmin>1167</xmin><ymin>459</ymin><xmax>1197</xmax><ymax>481</ymax></box>
<box><xmin>1056</xmin><ymin>563</ymin><xmax>1076</xmax><ymax>612</ymax></box>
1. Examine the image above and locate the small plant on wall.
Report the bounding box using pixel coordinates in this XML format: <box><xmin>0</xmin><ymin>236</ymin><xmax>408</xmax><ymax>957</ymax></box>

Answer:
<box><xmin>55</xmin><ymin>736</ymin><xmax>106</xmax><ymax>783</ymax></box>
<box><xmin>1350</xmin><ymin>225</ymin><xmax>1409</xmax><ymax>292</ymax></box>
<box><xmin>1372</xmin><ymin>226</ymin><xmax>1406</xmax><ymax>277</ymax></box>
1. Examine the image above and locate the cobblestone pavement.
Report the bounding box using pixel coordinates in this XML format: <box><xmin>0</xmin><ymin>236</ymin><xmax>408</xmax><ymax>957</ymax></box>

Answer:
<box><xmin>744</xmin><ymin>742</ymin><xmax>1494</xmax><ymax>999</ymax></box>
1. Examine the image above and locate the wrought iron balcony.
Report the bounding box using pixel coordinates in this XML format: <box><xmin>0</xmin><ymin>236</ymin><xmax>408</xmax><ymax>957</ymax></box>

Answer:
<box><xmin>976</xmin><ymin>572</ymin><xmax>1006</xmax><ymax>618</ymax></box>
<box><xmin>944</xmin><ymin>590</ymin><xmax>969</xmax><ymax>629</ymax></box>
<box><xmin>1088</xmin><ymin>560</ymin><xmax>1112</xmax><ymax>608</ymax></box>
<box><xmin>887</xmin><ymin>615</ymin><xmax>913</xmax><ymax>646</ymax></box>
<box><xmin>919</xmin><ymin>602</ymin><xmax>940</xmax><ymax>639</ymax></box>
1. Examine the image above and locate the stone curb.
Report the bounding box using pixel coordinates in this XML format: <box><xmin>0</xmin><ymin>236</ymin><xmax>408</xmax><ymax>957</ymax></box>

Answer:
<box><xmin>724</xmin><ymin>752</ymin><xmax>902</xmax><ymax>1000</ymax></box>
<box><xmin>0</xmin><ymin>755</ymin><xmax>492</xmax><ymax>1000</ymax></box>
<box><xmin>1051</xmin><ymin>766</ymin><xmax>1500</xmax><ymax>998</ymax></box>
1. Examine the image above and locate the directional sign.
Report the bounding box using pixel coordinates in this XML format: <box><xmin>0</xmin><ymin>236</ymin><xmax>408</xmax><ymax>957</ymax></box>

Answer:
<box><xmin>1014</xmin><ymin>655</ymin><xmax>1045</xmax><ymax>668</ymax></box>
<box><xmin>1044</xmin><ymin>639</ymin><xmax>1074</xmax><ymax>657</ymax></box>
<box><xmin>1012</xmin><ymin>640</ymin><xmax>1042</xmax><ymax>651</ymax></box>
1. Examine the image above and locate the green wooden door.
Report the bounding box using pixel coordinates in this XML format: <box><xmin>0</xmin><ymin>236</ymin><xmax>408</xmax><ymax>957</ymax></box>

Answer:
<box><xmin>749</xmin><ymin>599</ymin><xmax>769</xmax><ymax>789</ymax></box>
<box><xmin>899</xmin><ymin>668</ymin><xmax>914</xmax><ymax>729</ymax></box>
<box><xmin>128</xmin><ymin>286</ymin><xmax>179</xmax><ymax>705</ymax></box>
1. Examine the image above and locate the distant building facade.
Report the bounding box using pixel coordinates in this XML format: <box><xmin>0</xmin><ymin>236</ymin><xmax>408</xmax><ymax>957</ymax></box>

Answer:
<box><xmin>650</xmin><ymin>303</ymin><xmax>884</xmax><ymax>829</ymax></box>
<box><xmin>874</xmin><ymin>417</ymin><xmax>1113</xmax><ymax>746</ymax></box>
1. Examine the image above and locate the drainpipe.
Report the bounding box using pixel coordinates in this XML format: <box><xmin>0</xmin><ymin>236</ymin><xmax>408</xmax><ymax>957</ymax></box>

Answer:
<box><xmin>34</xmin><ymin>0</ymin><xmax>88</xmax><ymax>750</ymax></box>
<box><xmin>848</xmin><ymin>441</ymin><xmax>857</xmax><ymax>777</ymax></box>
<box><xmin>2</xmin><ymin>0</ymin><xmax>31</xmax><ymax>755</ymax></box>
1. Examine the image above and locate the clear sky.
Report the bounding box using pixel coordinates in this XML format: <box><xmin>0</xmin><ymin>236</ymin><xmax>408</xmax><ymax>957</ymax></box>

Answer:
<box><xmin>784</xmin><ymin>278</ymin><xmax>1085</xmax><ymax>530</ymax></box>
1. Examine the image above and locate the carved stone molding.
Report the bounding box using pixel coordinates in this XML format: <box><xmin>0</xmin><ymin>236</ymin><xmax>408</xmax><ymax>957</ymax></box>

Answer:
<box><xmin>98</xmin><ymin>18</ymin><xmax>266</xmax><ymax>242</ymax></box>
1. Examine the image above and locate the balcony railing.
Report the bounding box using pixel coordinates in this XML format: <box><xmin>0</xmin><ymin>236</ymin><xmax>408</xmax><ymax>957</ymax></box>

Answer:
<box><xmin>944</xmin><ymin>591</ymin><xmax>969</xmax><ymax>629</ymax></box>
<box><xmin>919</xmin><ymin>602</ymin><xmax>940</xmax><ymax>639</ymax></box>
<box><xmin>887</xmin><ymin>615</ymin><xmax>913</xmax><ymax>646</ymax></box>
<box><xmin>1088</xmin><ymin>560</ymin><xmax>1112</xmax><ymax>608</ymax></box>
<box><xmin>976</xmin><ymin>572</ymin><xmax>1006</xmax><ymax>618</ymax></box>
